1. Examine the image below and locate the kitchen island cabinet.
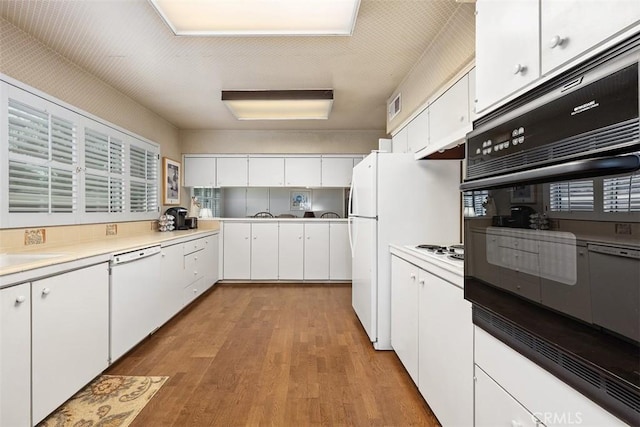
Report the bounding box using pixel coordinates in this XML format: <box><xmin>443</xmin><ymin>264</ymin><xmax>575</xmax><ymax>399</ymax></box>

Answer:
<box><xmin>278</xmin><ymin>222</ymin><xmax>304</xmax><ymax>280</ymax></box>
<box><xmin>223</xmin><ymin>222</ymin><xmax>252</xmax><ymax>280</ymax></box>
<box><xmin>303</xmin><ymin>222</ymin><xmax>329</xmax><ymax>280</ymax></box>
<box><xmin>329</xmin><ymin>222</ymin><xmax>351</xmax><ymax>280</ymax></box>
<box><xmin>0</xmin><ymin>283</ymin><xmax>31</xmax><ymax>427</ymax></box>
<box><xmin>250</xmin><ymin>222</ymin><xmax>279</xmax><ymax>280</ymax></box>
<box><xmin>32</xmin><ymin>263</ymin><xmax>109</xmax><ymax>425</ymax></box>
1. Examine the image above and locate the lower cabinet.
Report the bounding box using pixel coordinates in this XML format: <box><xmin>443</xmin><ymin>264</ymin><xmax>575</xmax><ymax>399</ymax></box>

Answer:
<box><xmin>390</xmin><ymin>254</ymin><xmax>472</xmax><ymax>427</ymax></box>
<box><xmin>0</xmin><ymin>283</ymin><xmax>31</xmax><ymax>427</ymax></box>
<box><xmin>223</xmin><ymin>220</ymin><xmax>349</xmax><ymax>282</ymax></box>
<box><xmin>32</xmin><ymin>263</ymin><xmax>110</xmax><ymax>425</ymax></box>
<box><xmin>160</xmin><ymin>242</ymin><xmax>187</xmax><ymax>319</ymax></box>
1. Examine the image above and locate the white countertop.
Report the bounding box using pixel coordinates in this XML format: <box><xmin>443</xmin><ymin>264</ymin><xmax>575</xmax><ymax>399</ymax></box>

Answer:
<box><xmin>0</xmin><ymin>229</ymin><xmax>218</xmax><ymax>287</ymax></box>
<box><xmin>219</xmin><ymin>217</ymin><xmax>347</xmax><ymax>222</ymax></box>
<box><xmin>390</xmin><ymin>244</ymin><xmax>464</xmax><ymax>288</ymax></box>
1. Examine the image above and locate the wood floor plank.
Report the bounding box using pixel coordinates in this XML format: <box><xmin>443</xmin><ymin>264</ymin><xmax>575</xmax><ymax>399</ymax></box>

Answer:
<box><xmin>106</xmin><ymin>283</ymin><xmax>440</xmax><ymax>426</ymax></box>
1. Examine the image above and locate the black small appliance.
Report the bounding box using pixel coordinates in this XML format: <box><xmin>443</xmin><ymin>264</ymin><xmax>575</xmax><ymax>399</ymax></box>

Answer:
<box><xmin>508</xmin><ymin>205</ymin><xmax>535</xmax><ymax>228</ymax></box>
<box><xmin>165</xmin><ymin>207</ymin><xmax>188</xmax><ymax>230</ymax></box>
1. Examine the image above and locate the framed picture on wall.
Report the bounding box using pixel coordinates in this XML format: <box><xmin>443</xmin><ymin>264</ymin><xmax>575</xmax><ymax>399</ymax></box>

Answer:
<box><xmin>510</xmin><ymin>185</ymin><xmax>536</xmax><ymax>203</ymax></box>
<box><xmin>290</xmin><ymin>190</ymin><xmax>311</xmax><ymax>210</ymax></box>
<box><xmin>163</xmin><ymin>157</ymin><xmax>181</xmax><ymax>205</ymax></box>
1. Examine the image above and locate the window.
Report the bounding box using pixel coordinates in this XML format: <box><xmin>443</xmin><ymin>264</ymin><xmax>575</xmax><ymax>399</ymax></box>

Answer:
<box><xmin>192</xmin><ymin>187</ymin><xmax>221</xmax><ymax>218</ymax></box>
<box><xmin>549</xmin><ymin>180</ymin><xmax>594</xmax><ymax>212</ymax></box>
<box><xmin>603</xmin><ymin>172</ymin><xmax>640</xmax><ymax>213</ymax></box>
<box><xmin>7</xmin><ymin>98</ymin><xmax>77</xmax><ymax>214</ymax></box>
<box><xmin>2</xmin><ymin>80</ymin><xmax>160</xmax><ymax>227</ymax></box>
<box><xmin>463</xmin><ymin>190</ymin><xmax>489</xmax><ymax>217</ymax></box>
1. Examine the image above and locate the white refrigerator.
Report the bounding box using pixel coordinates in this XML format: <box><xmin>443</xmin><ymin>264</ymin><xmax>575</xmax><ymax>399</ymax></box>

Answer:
<box><xmin>348</xmin><ymin>151</ymin><xmax>461</xmax><ymax>350</ymax></box>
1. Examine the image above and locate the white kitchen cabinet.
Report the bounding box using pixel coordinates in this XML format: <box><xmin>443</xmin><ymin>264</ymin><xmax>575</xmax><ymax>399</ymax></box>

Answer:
<box><xmin>418</xmin><ymin>269</ymin><xmax>473</xmax><ymax>427</ymax></box>
<box><xmin>278</xmin><ymin>222</ymin><xmax>304</xmax><ymax>280</ymax></box>
<box><xmin>248</xmin><ymin>156</ymin><xmax>284</xmax><ymax>187</ymax></box>
<box><xmin>475</xmin><ymin>0</ymin><xmax>540</xmax><ymax>113</ymax></box>
<box><xmin>352</xmin><ymin>156</ymin><xmax>364</xmax><ymax>167</ymax></box>
<box><xmin>246</xmin><ymin>187</ymin><xmax>270</xmax><ymax>217</ymax></box>
<box><xmin>285</xmin><ymin>157</ymin><xmax>322</xmax><ymax>187</ymax></box>
<box><xmin>251</xmin><ymin>222</ymin><xmax>279</xmax><ymax>280</ymax></box>
<box><xmin>216</xmin><ymin>156</ymin><xmax>248</xmax><ymax>187</ymax></box>
<box><xmin>541</xmin><ymin>0</ymin><xmax>640</xmax><ymax>74</ymax></box>
<box><xmin>223</xmin><ymin>222</ymin><xmax>252</xmax><ymax>279</ymax></box>
<box><xmin>390</xmin><ymin>256</ymin><xmax>420</xmax><ymax>384</ymax></box>
<box><xmin>329</xmin><ymin>222</ymin><xmax>351</xmax><ymax>280</ymax></box>
<box><xmin>428</xmin><ymin>73</ymin><xmax>471</xmax><ymax>152</ymax></box>
<box><xmin>475</xmin><ymin>366</ymin><xmax>541</xmax><ymax>427</ymax></box>
<box><xmin>321</xmin><ymin>156</ymin><xmax>354</xmax><ymax>187</ymax></box>
<box><xmin>160</xmin><ymin>242</ymin><xmax>186</xmax><ymax>320</ymax></box>
<box><xmin>184</xmin><ymin>156</ymin><xmax>216</xmax><ymax>187</ymax></box>
<box><xmin>392</xmin><ymin>125</ymin><xmax>409</xmax><ymax>153</ymax></box>
<box><xmin>407</xmin><ymin>108</ymin><xmax>429</xmax><ymax>154</ymax></box>
<box><xmin>32</xmin><ymin>263</ymin><xmax>109</xmax><ymax>425</ymax></box>
<box><xmin>303</xmin><ymin>222</ymin><xmax>329</xmax><ymax>280</ymax></box>
<box><xmin>468</xmin><ymin>67</ymin><xmax>477</xmax><ymax>122</ymax></box>
<box><xmin>202</xmin><ymin>234</ymin><xmax>219</xmax><ymax>288</ymax></box>
<box><xmin>0</xmin><ymin>283</ymin><xmax>30</xmax><ymax>427</ymax></box>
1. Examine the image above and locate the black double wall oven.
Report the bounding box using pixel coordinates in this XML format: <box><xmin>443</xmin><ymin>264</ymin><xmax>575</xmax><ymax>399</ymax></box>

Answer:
<box><xmin>461</xmin><ymin>36</ymin><xmax>640</xmax><ymax>424</ymax></box>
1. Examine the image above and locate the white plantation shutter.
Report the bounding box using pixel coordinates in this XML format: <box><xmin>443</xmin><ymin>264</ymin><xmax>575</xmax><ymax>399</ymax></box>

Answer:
<box><xmin>7</xmin><ymin>98</ymin><xmax>77</xmax><ymax>214</ymax></box>
<box><xmin>84</xmin><ymin>128</ymin><xmax>126</xmax><ymax>214</ymax></box>
<box><xmin>603</xmin><ymin>173</ymin><xmax>640</xmax><ymax>213</ymax></box>
<box><xmin>463</xmin><ymin>190</ymin><xmax>488</xmax><ymax>216</ymax></box>
<box><xmin>129</xmin><ymin>143</ymin><xmax>159</xmax><ymax>213</ymax></box>
<box><xmin>549</xmin><ymin>180</ymin><xmax>594</xmax><ymax>212</ymax></box>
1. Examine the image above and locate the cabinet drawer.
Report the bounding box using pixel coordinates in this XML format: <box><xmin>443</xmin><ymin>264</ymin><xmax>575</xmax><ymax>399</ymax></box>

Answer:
<box><xmin>183</xmin><ymin>277</ymin><xmax>205</xmax><ymax>306</ymax></box>
<box><xmin>184</xmin><ymin>238</ymin><xmax>206</xmax><ymax>255</ymax></box>
<box><xmin>184</xmin><ymin>249</ymin><xmax>204</xmax><ymax>283</ymax></box>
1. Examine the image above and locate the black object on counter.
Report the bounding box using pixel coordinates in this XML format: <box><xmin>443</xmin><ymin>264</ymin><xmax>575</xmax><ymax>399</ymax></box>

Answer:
<box><xmin>303</xmin><ymin>211</ymin><xmax>316</xmax><ymax>218</ymax></box>
<box><xmin>165</xmin><ymin>207</ymin><xmax>188</xmax><ymax>230</ymax></box>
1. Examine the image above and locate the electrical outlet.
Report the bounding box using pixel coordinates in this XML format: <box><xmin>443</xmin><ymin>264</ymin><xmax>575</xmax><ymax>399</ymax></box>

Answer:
<box><xmin>24</xmin><ymin>228</ymin><xmax>46</xmax><ymax>245</ymax></box>
<box><xmin>106</xmin><ymin>224</ymin><xmax>118</xmax><ymax>236</ymax></box>
<box><xmin>615</xmin><ymin>223</ymin><xmax>632</xmax><ymax>235</ymax></box>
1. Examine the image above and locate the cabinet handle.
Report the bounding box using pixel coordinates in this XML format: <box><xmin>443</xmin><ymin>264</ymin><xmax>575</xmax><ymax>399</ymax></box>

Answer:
<box><xmin>42</xmin><ymin>287</ymin><xmax>51</xmax><ymax>296</ymax></box>
<box><xmin>194</xmin><ymin>271</ymin><xmax>198</xmax><ymax>275</ymax></box>
<box><xmin>513</xmin><ymin>63</ymin><xmax>527</xmax><ymax>75</ymax></box>
<box><xmin>194</xmin><ymin>256</ymin><xmax>198</xmax><ymax>260</ymax></box>
<box><xmin>410</xmin><ymin>273</ymin><xmax>416</xmax><ymax>280</ymax></box>
<box><xmin>419</xmin><ymin>279</ymin><xmax>425</xmax><ymax>285</ymax></box>
<box><xmin>549</xmin><ymin>35</ymin><xmax>566</xmax><ymax>49</ymax></box>
<box><xmin>15</xmin><ymin>295</ymin><xmax>26</xmax><ymax>304</ymax></box>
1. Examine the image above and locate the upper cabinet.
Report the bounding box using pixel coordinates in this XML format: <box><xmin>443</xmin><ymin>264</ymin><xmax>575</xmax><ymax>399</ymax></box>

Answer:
<box><xmin>183</xmin><ymin>156</ymin><xmax>216</xmax><ymax>187</ymax></box>
<box><xmin>475</xmin><ymin>0</ymin><xmax>640</xmax><ymax>114</ymax></box>
<box><xmin>284</xmin><ymin>156</ymin><xmax>322</xmax><ymax>187</ymax></box>
<box><xmin>407</xmin><ymin>108</ymin><xmax>429</xmax><ymax>155</ymax></box>
<box><xmin>427</xmin><ymin>73</ymin><xmax>471</xmax><ymax>153</ymax></box>
<box><xmin>216</xmin><ymin>156</ymin><xmax>248</xmax><ymax>187</ymax></box>
<box><xmin>248</xmin><ymin>156</ymin><xmax>285</xmax><ymax>187</ymax></box>
<box><xmin>321</xmin><ymin>156</ymin><xmax>356</xmax><ymax>187</ymax></box>
<box><xmin>541</xmin><ymin>0</ymin><xmax>640</xmax><ymax>74</ymax></box>
<box><xmin>475</xmin><ymin>0</ymin><xmax>540</xmax><ymax>114</ymax></box>
<box><xmin>392</xmin><ymin>126</ymin><xmax>409</xmax><ymax>153</ymax></box>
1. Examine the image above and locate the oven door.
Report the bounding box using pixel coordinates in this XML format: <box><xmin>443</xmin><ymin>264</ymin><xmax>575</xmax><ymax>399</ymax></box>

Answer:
<box><xmin>462</xmin><ymin>152</ymin><xmax>640</xmax><ymax>338</ymax></box>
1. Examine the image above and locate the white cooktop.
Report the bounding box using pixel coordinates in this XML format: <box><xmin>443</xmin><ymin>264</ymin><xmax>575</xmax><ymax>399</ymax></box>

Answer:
<box><xmin>402</xmin><ymin>244</ymin><xmax>465</xmax><ymax>271</ymax></box>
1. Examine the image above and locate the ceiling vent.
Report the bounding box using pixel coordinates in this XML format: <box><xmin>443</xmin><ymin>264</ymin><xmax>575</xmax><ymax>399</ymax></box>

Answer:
<box><xmin>388</xmin><ymin>93</ymin><xmax>402</xmax><ymax>120</ymax></box>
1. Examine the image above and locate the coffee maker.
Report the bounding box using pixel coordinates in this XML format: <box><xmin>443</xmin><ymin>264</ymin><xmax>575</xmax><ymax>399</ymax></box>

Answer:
<box><xmin>165</xmin><ymin>207</ymin><xmax>188</xmax><ymax>230</ymax></box>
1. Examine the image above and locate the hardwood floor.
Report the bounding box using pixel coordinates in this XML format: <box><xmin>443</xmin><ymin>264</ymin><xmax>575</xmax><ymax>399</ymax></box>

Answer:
<box><xmin>107</xmin><ymin>283</ymin><xmax>440</xmax><ymax>426</ymax></box>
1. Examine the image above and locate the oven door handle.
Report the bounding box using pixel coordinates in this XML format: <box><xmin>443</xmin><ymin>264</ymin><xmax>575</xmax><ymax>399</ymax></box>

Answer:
<box><xmin>460</xmin><ymin>153</ymin><xmax>640</xmax><ymax>191</ymax></box>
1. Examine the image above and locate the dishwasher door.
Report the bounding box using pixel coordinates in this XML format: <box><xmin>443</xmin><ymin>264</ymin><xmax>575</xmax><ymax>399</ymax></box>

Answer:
<box><xmin>589</xmin><ymin>243</ymin><xmax>640</xmax><ymax>343</ymax></box>
<box><xmin>110</xmin><ymin>246</ymin><xmax>162</xmax><ymax>362</ymax></box>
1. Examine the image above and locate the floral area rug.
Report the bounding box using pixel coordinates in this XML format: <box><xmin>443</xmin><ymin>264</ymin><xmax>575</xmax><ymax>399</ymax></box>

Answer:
<box><xmin>39</xmin><ymin>375</ymin><xmax>168</xmax><ymax>427</ymax></box>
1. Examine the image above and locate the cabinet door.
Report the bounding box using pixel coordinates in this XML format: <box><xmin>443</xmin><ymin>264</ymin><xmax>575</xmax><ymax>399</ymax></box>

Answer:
<box><xmin>303</xmin><ymin>223</ymin><xmax>329</xmax><ymax>280</ymax></box>
<box><xmin>248</xmin><ymin>157</ymin><xmax>284</xmax><ymax>187</ymax></box>
<box><xmin>251</xmin><ymin>222</ymin><xmax>279</xmax><ymax>280</ymax></box>
<box><xmin>201</xmin><ymin>234</ymin><xmax>219</xmax><ymax>288</ymax></box>
<box><xmin>475</xmin><ymin>366</ymin><xmax>541</xmax><ymax>427</ymax></box>
<box><xmin>541</xmin><ymin>0</ymin><xmax>640</xmax><ymax>74</ymax></box>
<box><xmin>160</xmin><ymin>243</ymin><xmax>186</xmax><ymax>320</ymax></box>
<box><xmin>279</xmin><ymin>222</ymin><xmax>304</xmax><ymax>280</ymax></box>
<box><xmin>468</xmin><ymin>67</ymin><xmax>477</xmax><ymax>122</ymax></box>
<box><xmin>407</xmin><ymin>108</ymin><xmax>429</xmax><ymax>154</ymax></box>
<box><xmin>321</xmin><ymin>157</ymin><xmax>354</xmax><ymax>187</ymax></box>
<box><xmin>475</xmin><ymin>0</ymin><xmax>539</xmax><ymax>113</ymax></box>
<box><xmin>216</xmin><ymin>156</ymin><xmax>248</xmax><ymax>187</ymax></box>
<box><xmin>285</xmin><ymin>157</ymin><xmax>322</xmax><ymax>187</ymax></box>
<box><xmin>223</xmin><ymin>222</ymin><xmax>252</xmax><ymax>279</ymax></box>
<box><xmin>428</xmin><ymin>74</ymin><xmax>470</xmax><ymax>152</ymax></box>
<box><xmin>419</xmin><ymin>270</ymin><xmax>473</xmax><ymax>427</ymax></box>
<box><xmin>0</xmin><ymin>283</ymin><xmax>30</xmax><ymax>427</ymax></box>
<box><xmin>392</xmin><ymin>126</ymin><xmax>408</xmax><ymax>153</ymax></box>
<box><xmin>329</xmin><ymin>222</ymin><xmax>351</xmax><ymax>280</ymax></box>
<box><xmin>32</xmin><ymin>264</ymin><xmax>109</xmax><ymax>424</ymax></box>
<box><xmin>390</xmin><ymin>256</ymin><xmax>419</xmax><ymax>384</ymax></box>
<box><xmin>184</xmin><ymin>156</ymin><xmax>216</xmax><ymax>187</ymax></box>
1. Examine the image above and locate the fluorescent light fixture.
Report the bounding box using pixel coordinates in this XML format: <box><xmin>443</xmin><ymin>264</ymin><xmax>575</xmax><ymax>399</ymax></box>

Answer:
<box><xmin>222</xmin><ymin>90</ymin><xmax>334</xmax><ymax>120</ymax></box>
<box><xmin>149</xmin><ymin>0</ymin><xmax>361</xmax><ymax>36</ymax></box>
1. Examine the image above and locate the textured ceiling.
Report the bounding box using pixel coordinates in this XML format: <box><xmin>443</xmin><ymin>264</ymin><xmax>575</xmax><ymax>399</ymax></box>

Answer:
<box><xmin>1</xmin><ymin>0</ymin><xmax>466</xmax><ymax>131</ymax></box>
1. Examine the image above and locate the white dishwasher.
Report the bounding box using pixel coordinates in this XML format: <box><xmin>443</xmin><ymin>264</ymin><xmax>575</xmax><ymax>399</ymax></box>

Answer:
<box><xmin>110</xmin><ymin>245</ymin><xmax>162</xmax><ymax>362</ymax></box>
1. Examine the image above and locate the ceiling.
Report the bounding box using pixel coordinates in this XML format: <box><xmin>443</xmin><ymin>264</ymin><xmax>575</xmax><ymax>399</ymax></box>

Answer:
<box><xmin>0</xmin><ymin>0</ymin><xmax>466</xmax><ymax>132</ymax></box>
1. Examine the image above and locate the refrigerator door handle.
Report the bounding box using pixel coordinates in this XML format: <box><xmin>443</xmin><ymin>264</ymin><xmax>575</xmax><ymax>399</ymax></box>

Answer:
<box><xmin>348</xmin><ymin>175</ymin><xmax>355</xmax><ymax>217</ymax></box>
<box><xmin>348</xmin><ymin>216</ymin><xmax>355</xmax><ymax>258</ymax></box>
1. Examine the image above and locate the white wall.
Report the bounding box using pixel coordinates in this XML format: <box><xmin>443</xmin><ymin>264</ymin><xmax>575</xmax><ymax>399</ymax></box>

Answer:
<box><xmin>222</xmin><ymin>188</ymin><xmax>345</xmax><ymax>218</ymax></box>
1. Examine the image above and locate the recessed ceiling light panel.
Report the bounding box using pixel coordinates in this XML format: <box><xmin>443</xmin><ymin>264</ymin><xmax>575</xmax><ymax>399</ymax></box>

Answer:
<box><xmin>222</xmin><ymin>90</ymin><xmax>334</xmax><ymax>120</ymax></box>
<box><xmin>149</xmin><ymin>0</ymin><xmax>361</xmax><ymax>36</ymax></box>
